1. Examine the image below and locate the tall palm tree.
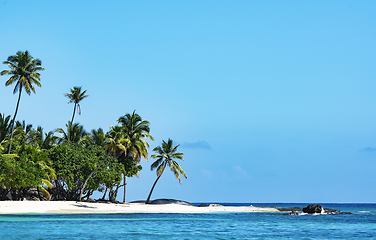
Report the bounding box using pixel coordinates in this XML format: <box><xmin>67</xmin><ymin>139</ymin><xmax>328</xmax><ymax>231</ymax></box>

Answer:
<box><xmin>79</xmin><ymin>126</ymin><xmax>127</xmax><ymax>201</ymax></box>
<box><xmin>145</xmin><ymin>139</ymin><xmax>187</xmax><ymax>204</ymax></box>
<box><xmin>118</xmin><ymin>111</ymin><xmax>154</xmax><ymax>202</ymax></box>
<box><xmin>56</xmin><ymin>121</ymin><xmax>88</xmax><ymax>144</ymax></box>
<box><xmin>64</xmin><ymin>86</ymin><xmax>89</xmax><ymax>123</ymax></box>
<box><xmin>1</xmin><ymin>50</ymin><xmax>44</xmax><ymax>154</ymax></box>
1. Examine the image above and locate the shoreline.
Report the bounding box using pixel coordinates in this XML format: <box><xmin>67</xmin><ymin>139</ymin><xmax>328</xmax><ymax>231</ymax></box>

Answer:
<box><xmin>0</xmin><ymin>201</ymin><xmax>279</xmax><ymax>214</ymax></box>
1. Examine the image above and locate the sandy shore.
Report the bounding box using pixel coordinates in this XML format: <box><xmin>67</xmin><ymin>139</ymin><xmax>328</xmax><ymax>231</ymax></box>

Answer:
<box><xmin>0</xmin><ymin>201</ymin><xmax>279</xmax><ymax>214</ymax></box>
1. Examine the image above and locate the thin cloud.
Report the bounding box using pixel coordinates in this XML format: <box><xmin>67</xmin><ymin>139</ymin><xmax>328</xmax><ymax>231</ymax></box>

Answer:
<box><xmin>360</xmin><ymin>147</ymin><xmax>376</xmax><ymax>152</ymax></box>
<box><xmin>180</xmin><ymin>141</ymin><xmax>212</xmax><ymax>150</ymax></box>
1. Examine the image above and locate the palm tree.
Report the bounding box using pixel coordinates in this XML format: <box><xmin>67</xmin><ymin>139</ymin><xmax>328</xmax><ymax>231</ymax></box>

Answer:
<box><xmin>79</xmin><ymin>126</ymin><xmax>127</xmax><ymax>201</ymax></box>
<box><xmin>12</xmin><ymin>120</ymin><xmax>33</xmax><ymax>145</ymax></box>
<box><xmin>1</xmin><ymin>50</ymin><xmax>44</xmax><ymax>154</ymax></box>
<box><xmin>145</xmin><ymin>139</ymin><xmax>187</xmax><ymax>204</ymax></box>
<box><xmin>90</xmin><ymin>128</ymin><xmax>107</xmax><ymax>146</ymax></box>
<box><xmin>0</xmin><ymin>113</ymin><xmax>12</xmax><ymax>145</ymax></box>
<box><xmin>64</xmin><ymin>86</ymin><xmax>89</xmax><ymax>123</ymax></box>
<box><xmin>26</xmin><ymin>145</ymin><xmax>56</xmax><ymax>200</ymax></box>
<box><xmin>118</xmin><ymin>111</ymin><xmax>154</xmax><ymax>202</ymax></box>
<box><xmin>118</xmin><ymin>111</ymin><xmax>154</xmax><ymax>162</ymax></box>
<box><xmin>56</xmin><ymin>121</ymin><xmax>88</xmax><ymax>144</ymax></box>
<box><xmin>28</xmin><ymin>126</ymin><xmax>58</xmax><ymax>150</ymax></box>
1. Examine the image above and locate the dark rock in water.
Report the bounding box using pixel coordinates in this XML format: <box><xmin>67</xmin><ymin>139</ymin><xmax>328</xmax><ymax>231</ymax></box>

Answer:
<box><xmin>198</xmin><ymin>203</ymin><xmax>209</xmax><ymax>207</ymax></box>
<box><xmin>283</xmin><ymin>211</ymin><xmax>299</xmax><ymax>215</ymax></box>
<box><xmin>324</xmin><ymin>208</ymin><xmax>339</xmax><ymax>214</ymax></box>
<box><xmin>303</xmin><ymin>204</ymin><xmax>323</xmax><ymax>214</ymax></box>
<box><xmin>280</xmin><ymin>205</ymin><xmax>351</xmax><ymax>215</ymax></box>
<box><xmin>276</xmin><ymin>207</ymin><xmax>303</xmax><ymax>212</ymax></box>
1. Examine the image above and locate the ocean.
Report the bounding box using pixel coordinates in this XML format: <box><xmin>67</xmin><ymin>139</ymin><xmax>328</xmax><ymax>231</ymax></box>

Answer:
<box><xmin>1</xmin><ymin>203</ymin><xmax>375</xmax><ymax>239</ymax></box>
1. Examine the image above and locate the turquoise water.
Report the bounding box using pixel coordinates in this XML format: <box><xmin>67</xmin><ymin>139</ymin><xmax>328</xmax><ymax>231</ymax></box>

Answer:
<box><xmin>1</xmin><ymin>203</ymin><xmax>375</xmax><ymax>239</ymax></box>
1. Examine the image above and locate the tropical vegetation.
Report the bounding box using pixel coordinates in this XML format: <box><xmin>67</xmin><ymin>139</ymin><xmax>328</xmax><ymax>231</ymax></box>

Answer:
<box><xmin>0</xmin><ymin>50</ymin><xmax>187</xmax><ymax>203</ymax></box>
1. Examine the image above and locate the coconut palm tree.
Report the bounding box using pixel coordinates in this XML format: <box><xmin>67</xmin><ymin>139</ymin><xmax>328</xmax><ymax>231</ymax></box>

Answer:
<box><xmin>117</xmin><ymin>111</ymin><xmax>153</xmax><ymax>202</ymax></box>
<box><xmin>28</xmin><ymin>126</ymin><xmax>58</xmax><ymax>150</ymax></box>
<box><xmin>145</xmin><ymin>139</ymin><xmax>187</xmax><ymax>204</ymax></box>
<box><xmin>64</xmin><ymin>86</ymin><xmax>89</xmax><ymax>123</ymax></box>
<box><xmin>0</xmin><ymin>113</ymin><xmax>12</xmax><ymax>145</ymax></box>
<box><xmin>117</xmin><ymin>111</ymin><xmax>154</xmax><ymax>162</ymax></box>
<box><xmin>56</xmin><ymin>121</ymin><xmax>88</xmax><ymax>144</ymax></box>
<box><xmin>79</xmin><ymin>126</ymin><xmax>127</xmax><ymax>201</ymax></box>
<box><xmin>90</xmin><ymin>128</ymin><xmax>107</xmax><ymax>146</ymax></box>
<box><xmin>1</xmin><ymin>50</ymin><xmax>44</xmax><ymax>154</ymax></box>
<box><xmin>12</xmin><ymin>120</ymin><xmax>33</xmax><ymax>145</ymax></box>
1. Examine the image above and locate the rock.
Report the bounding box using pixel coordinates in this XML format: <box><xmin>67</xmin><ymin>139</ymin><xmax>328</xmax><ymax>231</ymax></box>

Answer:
<box><xmin>283</xmin><ymin>211</ymin><xmax>299</xmax><ymax>215</ymax></box>
<box><xmin>303</xmin><ymin>204</ymin><xmax>323</xmax><ymax>214</ymax></box>
<box><xmin>198</xmin><ymin>203</ymin><xmax>209</xmax><ymax>207</ymax></box>
<box><xmin>276</xmin><ymin>207</ymin><xmax>302</xmax><ymax>212</ymax></box>
<box><xmin>324</xmin><ymin>208</ymin><xmax>339</xmax><ymax>214</ymax></box>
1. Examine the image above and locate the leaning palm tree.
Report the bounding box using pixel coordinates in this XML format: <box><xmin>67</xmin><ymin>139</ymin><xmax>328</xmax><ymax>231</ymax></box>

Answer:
<box><xmin>145</xmin><ymin>139</ymin><xmax>187</xmax><ymax>204</ymax></box>
<box><xmin>79</xmin><ymin>126</ymin><xmax>128</xmax><ymax>201</ymax></box>
<box><xmin>1</xmin><ymin>50</ymin><xmax>44</xmax><ymax>154</ymax></box>
<box><xmin>118</xmin><ymin>111</ymin><xmax>154</xmax><ymax>202</ymax></box>
<box><xmin>64</xmin><ymin>86</ymin><xmax>89</xmax><ymax>123</ymax></box>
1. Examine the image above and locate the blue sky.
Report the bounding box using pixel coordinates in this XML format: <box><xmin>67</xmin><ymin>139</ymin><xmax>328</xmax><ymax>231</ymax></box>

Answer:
<box><xmin>1</xmin><ymin>1</ymin><xmax>376</xmax><ymax>203</ymax></box>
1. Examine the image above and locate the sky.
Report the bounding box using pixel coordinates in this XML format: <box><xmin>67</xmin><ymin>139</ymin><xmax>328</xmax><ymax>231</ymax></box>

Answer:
<box><xmin>1</xmin><ymin>0</ymin><xmax>376</xmax><ymax>203</ymax></box>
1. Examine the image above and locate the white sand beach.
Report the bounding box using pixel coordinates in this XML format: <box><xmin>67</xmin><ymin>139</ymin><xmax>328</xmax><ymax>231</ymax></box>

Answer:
<box><xmin>0</xmin><ymin>201</ymin><xmax>279</xmax><ymax>214</ymax></box>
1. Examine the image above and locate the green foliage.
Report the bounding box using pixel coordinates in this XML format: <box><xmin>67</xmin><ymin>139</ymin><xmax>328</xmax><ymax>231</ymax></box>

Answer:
<box><xmin>1</xmin><ymin>50</ymin><xmax>44</xmax><ymax>95</ymax></box>
<box><xmin>56</xmin><ymin>121</ymin><xmax>88</xmax><ymax>144</ymax></box>
<box><xmin>0</xmin><ymin>154</ymin><xmax>43</xmax><ymax>189</ymax></box>
<box><xmin>0</xmin><ymin>113</ymin><xmax>12</xmax><ymax>144</ymax></box>
<box><xmin>48</xmin><ymin>142</ymin><xmax>123</xmax><ymax>200</ymax></box>
<box><xmin>0</xmin><ymin>142</ymin><xmax>54</xmax><ymax>200</ymax></box>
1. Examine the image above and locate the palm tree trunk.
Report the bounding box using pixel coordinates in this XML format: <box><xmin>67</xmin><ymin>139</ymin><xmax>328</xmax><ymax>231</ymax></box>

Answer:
<box><xmin>101</xmin><ymin>187</ymin><xmax>108</xmax><ymax>200</ymax></box>
<box><xmin>145</xmin><ymin>174</ymin><xmax>162</xmax><ymax>204</ymax></box>
<box><xmin>71</xmin><ymin>103</ymin><xmax>77</xmax><ymax>123</ymax></box>
<box><xmin>122</xmin><ymin>174</ymin><xmax>126</xmax><ymax>203</ymax></box>
<box><xmin>79</xmin><ymin>152</ymin><xmax>110</xmax><ymax>201</ymax></box>
<box><xmin>7</xmin><ymin>88</ymin><xmax>22</xmax><ymax>154</ymax></box>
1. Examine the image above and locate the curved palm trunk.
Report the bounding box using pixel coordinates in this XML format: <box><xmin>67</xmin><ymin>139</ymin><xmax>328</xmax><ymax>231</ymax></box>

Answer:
<box><xmin>145</xmin><ymin>174</ymin><xmax>162</xmax><ymax>204</ymax></box>
<box><xmin>79</xmin><ymin>152</ymin><xmax>110</xmax><ymax>201</ymax></box>
<box><xmin>7</xmin><ymin>88</ymin><xmax>22</xmax><ymax>154</ymax></box>
<box><xmin>71</xmin><ymin>102</ymin><xmax>77</xmax><ymax>123</ymax></box>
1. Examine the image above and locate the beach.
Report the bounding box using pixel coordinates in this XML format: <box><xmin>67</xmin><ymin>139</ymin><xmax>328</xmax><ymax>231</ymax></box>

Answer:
<box><xmin>0</xmin><ymin>201</ymin><xmax>279</xmax><ymax>214</ymax></box>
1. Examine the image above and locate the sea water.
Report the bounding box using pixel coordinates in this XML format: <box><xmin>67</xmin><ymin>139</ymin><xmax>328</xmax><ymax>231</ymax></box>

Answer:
<box><xmin>1</xmin><ymin>203</ymin><xmax>375</xmax><ymax>239</ymax></box>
